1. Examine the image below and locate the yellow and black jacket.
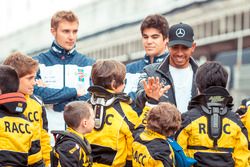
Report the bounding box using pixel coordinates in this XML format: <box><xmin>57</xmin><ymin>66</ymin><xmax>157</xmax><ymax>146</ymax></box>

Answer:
<box><xmin>176</xmin><ymin>86</ymin><xmax>250</xmax><ymax>167</ymax></box>
<box><xmin>137</xmin><ymin>103</ymin><xmax>155</xmax><ymax>127</ymax></box>
<box><xmin>237</xmin><ymin>103</ymin><xmax>250</xmax><ymax>140</ymax></box>
<box><xmin>86</xmin><ymin>86</ymin><xmax>140</xmax><ymax>167</ymax></box>
<box><xmin>24</xmin><ymin>94</ymin><xmax>51</xmax><ymax>166</ymax></box>
<box><xmin>51</xmin><ymin>127</ymin><xmax>92</xmax><ymax>167</ymax></box>
<box><xmin>241</xmin><ymin>109</ymin><xmax>250</xmax><ymax>139</ymax></box>
<box><xmin>132</xmin><ymin>128</ymin><xmax>175</xmax><ymax>167</ymax></box>
<box><xmin>0</xmin><ymin>93</ymin><xmax>40</xmax><ymax>167</ymax></box>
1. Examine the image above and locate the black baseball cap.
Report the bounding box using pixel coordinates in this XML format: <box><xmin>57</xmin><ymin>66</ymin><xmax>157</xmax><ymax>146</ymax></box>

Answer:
<box><xmin>168</xmin><ymin>23</ymin><xmax>194</xmax><ymax>48</ymax></box>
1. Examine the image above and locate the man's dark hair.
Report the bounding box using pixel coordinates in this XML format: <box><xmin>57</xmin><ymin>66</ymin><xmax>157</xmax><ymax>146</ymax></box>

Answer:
<box><xmin>195</xmin><ymin>61</ymin><xmax>228</xmax><ymax>93</ymax></box>
<box><xmin>0</xmin><ymin>65</ymin><xmax>19</xmax><ymax>94</ymax></box>
<box><xmin>140</xmin><ymin>14</ymin><xmax>169</xmax><ymax>39</ymax></box>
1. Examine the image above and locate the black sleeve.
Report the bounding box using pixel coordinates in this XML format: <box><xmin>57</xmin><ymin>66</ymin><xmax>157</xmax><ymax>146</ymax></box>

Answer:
<box><xmin>57</xmin><ymin>141</ymin><xmax>81</xmax><ymax>167</ymax></box>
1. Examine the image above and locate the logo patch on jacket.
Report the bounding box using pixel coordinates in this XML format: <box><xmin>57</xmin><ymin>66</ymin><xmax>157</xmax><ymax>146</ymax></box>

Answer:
<box><xmin>15</xmin><ymin>103</ymin><xmax>24</xmax><ymax>112</ymax></box>
<box><xmin>209</xmin><ymin>96</ymin><xmax>224</xmax><ymax>103</ymax></box>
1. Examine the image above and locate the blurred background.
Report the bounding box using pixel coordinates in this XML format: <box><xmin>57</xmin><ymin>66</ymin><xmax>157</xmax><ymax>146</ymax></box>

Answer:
<box><xmin>0</xmin><ymin>0</ymin><xmax>250</xmax><ymax>106</ymax></box>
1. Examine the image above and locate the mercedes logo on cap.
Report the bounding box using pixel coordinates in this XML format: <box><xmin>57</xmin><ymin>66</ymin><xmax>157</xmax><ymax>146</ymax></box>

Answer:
<box><xmin>176</xmin><ymin>28</ymin><xmax>185</xmax><ymax>38</ymax></box>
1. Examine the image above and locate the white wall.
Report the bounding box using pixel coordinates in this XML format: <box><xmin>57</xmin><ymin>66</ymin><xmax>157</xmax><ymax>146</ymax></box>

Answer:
<box><xmin>0</xmin><ymin>0</ymin><xmax>209</xmax><ymax>61</ymax></box>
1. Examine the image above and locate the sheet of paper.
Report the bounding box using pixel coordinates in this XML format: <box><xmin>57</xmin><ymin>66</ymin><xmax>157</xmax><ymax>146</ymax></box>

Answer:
<box><xmin>65</xmin><ymin>65</ymin><xmax>92</xmax><ymax>91</ymax></box>
<box><xmin>39</xmin><ymin>64</ymin><xmax>63</xmax><ymax>89</ymax></box>
<box><xmin>39</xmin><ymin>64</ymin><xmax>92</xmax><ymax>94</ymax></box>
<box><xmin>124</xmin><ymin>73</ymin><xmax>141</xmax><ymax>94</ymax></box>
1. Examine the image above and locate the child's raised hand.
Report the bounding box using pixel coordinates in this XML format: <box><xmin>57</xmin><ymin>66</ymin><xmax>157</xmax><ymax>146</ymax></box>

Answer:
<box><xmin>143</xmin><ymin>77</ymin><xmax>171</xmax><ymax>101</ymax></box>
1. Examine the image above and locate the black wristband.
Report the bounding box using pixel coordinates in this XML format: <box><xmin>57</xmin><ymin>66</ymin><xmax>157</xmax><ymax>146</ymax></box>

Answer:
<box><xmin>145</xmin><ymin>94</ymin><xmax>159</xmax><ymax>104</ymax></box>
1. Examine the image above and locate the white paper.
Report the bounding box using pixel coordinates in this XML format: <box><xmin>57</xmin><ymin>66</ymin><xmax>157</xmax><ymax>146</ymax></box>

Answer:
<box><xmin>39</xmin><ymin>64</ymin><xmax>92</xmax><ymax>93</ymax></box>
<box><xmin>124</xmin><ymin>73</ymin><xmax>141</xmax><ymax>94</ymax></box>
<box><xmin>39</xmin><ymin>64</ymin><xmax>64</xmax><ymax>89</ymax></box>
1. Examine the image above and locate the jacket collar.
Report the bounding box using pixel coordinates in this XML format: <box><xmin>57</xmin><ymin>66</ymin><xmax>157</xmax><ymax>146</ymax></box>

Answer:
<box><xmin>87</xmin><ymin>85</ymin><xmax>132</xmax><ymax>105</ymax></box>
<box><xmin>50</xmin><ymin>41</ymin><xmax>77</xmax><ymax>59</ymax></box>
<box><xmin>143</xmin><ymin>52</ymin><xmax>168</xmax><ymax>65</ymax></box>
<box><xmin>144</xmin><ymin>128</ymin><xmax>167</xmax><ymax>140</ymax></box>
<box><xmin>188</xmin><ymin>86</ymin><xmax>233</xmax><ymax>110</ymax></box>
<box><xmin>0</xmin><ymin>93</ymin><xmax>27</xmax><ymax>114</ymax></box>
<box><xmin>67</xmin><ymin>127</ymin><xmax>84</xmax><ymax>140</ymax></box>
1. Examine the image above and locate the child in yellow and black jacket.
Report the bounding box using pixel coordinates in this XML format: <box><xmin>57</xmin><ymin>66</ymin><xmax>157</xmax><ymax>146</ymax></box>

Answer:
<box><xmin>236</xmin><ymin>98</ymin><xmax>250</xmax><ymax>140</ymax></box>
<box><xmin>0</xmin><ymin>65</ymin><xmax>40</xmax><ymax>166</ymax></box>
<box><xmin>86</xmin><ymin>60</ymin><xmax>140</xmax><ymax>167</ymax></box>
<box><xmin>51</xmin><ymin>101</ymin><xmax>94</xmax><ymax>167</ymax></box>
<box><xmin>236</xmin><ymin>97</ymin><xmax>250</xmax><ymax>165</ymax></box>
<box><xmin>132</xmin><ymin>102</ymin><xmax>181</xmax><ymax>167</ymax></box>
<box><xmin>4</xmin><ymin>52</ymin><xmax>51</xmax><ymax>166</ymax></box>
<box><xmin>176</xmin><ymin>61</ymin><xmax>250</xmax><ymax>167</ymax></box>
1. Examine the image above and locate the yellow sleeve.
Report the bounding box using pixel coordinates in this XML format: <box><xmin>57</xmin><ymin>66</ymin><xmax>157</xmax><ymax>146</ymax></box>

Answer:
<box><xmin>241</xmin><ymin>106</ymin><xmax>250</xmax><ymax>139</ymax></box>
<box><xmin>125</xmin><ymin>127</ymin><xmax>134</xmax><ymax>161</ymax></box>
<box><xmin>138</xmin><ymin>105</ymin><xmax>151</xmax><ymax>127</ymax></box>
<box><xmin>176</xmin><ymin>129</ymin><xmax>190</xmax><ymax>156</ymax></box>
<box><xmin>40</xmin><ymin>105</ymin><xmax>52</xmax><ymax>166</ymax></box>
<box><xmin>176</xmin><ymin>117</ymin><xmax>192</xmax><ymax>157</ymax></box>
<box><xmin>122</xmin><ymin>103</ymin><xmax>140</xmax><ymax>161</ymax></box>
<box><xmin>28</xmin><ymin>123</ymin><xmax>42</xmax><ymax>166</ymax></box>
<box><xmin>137</xmin><ymin>103</ymin><xmax>158</xmax><ymax>128</ymax></box>
<box><xmin>233</xmin><ymin>126</ymin><xmax>250</xmax><ymax>166</ymax></box>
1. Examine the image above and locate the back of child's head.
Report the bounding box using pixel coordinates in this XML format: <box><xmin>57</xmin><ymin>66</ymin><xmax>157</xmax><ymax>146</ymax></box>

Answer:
<box><xmin>3</xmin><ymin>51</ymin><xmax>38</xmax><ymax>78</ymax></box>
<box><xmin>0</xmin><ymin>65</ymin><xmax>19</xmax><ymax>94</ymax></box>
<box><xmin>91</xmin><ymin>60</ymin><xmax>126</xmax><ymax>90</ymax></box>
<box><xmin>195</xmin><ymin>61</ymin><xmax>228</xmax><ymax>93</ymax></box>
<box><xmin>147</xmin><ymin>102</ymin><xmax>181</xmax><ymax>136</ymax></box>
<box><xmin>64</xmin><ymin>101</ymin><xmax>93</xmax><ymax>129</ymax></box>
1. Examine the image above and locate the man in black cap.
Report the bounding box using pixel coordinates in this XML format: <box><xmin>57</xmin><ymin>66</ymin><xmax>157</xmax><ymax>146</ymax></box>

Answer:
<box><xmin>136</xmin><ymin>22</ymin><xmax>198</xmax><ymax>114</ymax></box>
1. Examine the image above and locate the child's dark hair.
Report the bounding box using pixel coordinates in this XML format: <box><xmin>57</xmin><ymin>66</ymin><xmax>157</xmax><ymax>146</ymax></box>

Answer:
<box><xmin>64</xmin><ymin>101</ymin><xmax>93</xmax><ymax>129</ymax></box>
<box><xmin>147</xmin><ymin>102</ymin><xmax>181</xmax><ymax>136</ymax></box>
<box><xmin>0</xmin><ymin>65</ymin><xmax>19</xmax><ymax>94</ymax></box>
<box><xmin>91</xmin><ymin>60</ymin><xmax>126</xmax><ymax>89</ymax></box>
<box><xmin>195</xmin><ymin>61</ymin><xmax>228</xmax><ymax>93</ymax></box>
<box><xmin>3</xmin><ymin>51</ymin><xmax>38</xmax><ymax>78</ymax></box>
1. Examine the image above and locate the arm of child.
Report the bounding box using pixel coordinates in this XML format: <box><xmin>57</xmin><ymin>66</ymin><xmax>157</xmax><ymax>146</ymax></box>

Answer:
<box><xmin>40</xmin><ymin>105</ymin><xmax>52</xmax><ymax>166</ymax></box>
<box><xmin>28</xmin><ymin>123</ymin><xmax>43</xmax><ymax>166</ymax></box>
<box><xmin>57</xmin><ymin>142</ymin><xmax>82</xmax><ymax>167</ymax></box>
<box><xmin>233</xmin><ymin>122</ymin><xmax>250</xmax><ymax>166</ymax></box>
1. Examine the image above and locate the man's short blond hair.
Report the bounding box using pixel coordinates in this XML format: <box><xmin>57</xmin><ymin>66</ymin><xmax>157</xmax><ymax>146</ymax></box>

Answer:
<box><xmin>51</xmin><ymin>10</ymin><xmax>79</xmax><ymax>29</ymax></box>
